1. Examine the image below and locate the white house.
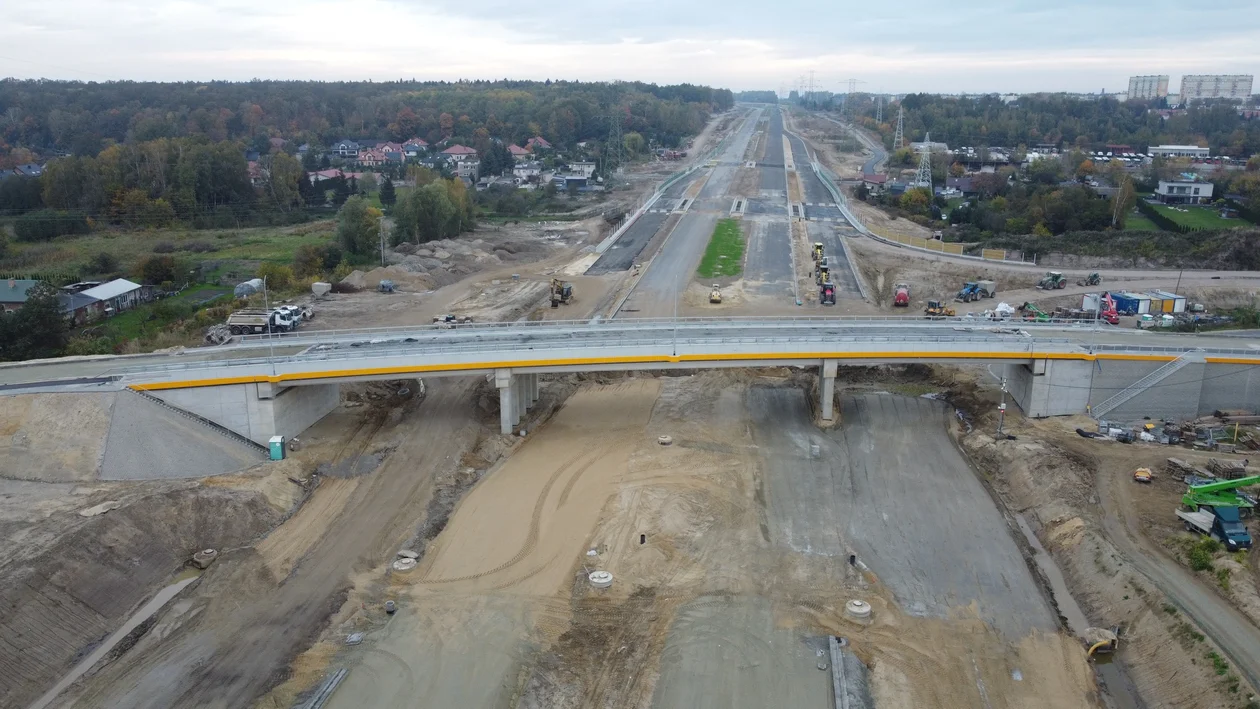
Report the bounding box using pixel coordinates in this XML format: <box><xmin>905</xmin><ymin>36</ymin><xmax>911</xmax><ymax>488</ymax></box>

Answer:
<box><xmin>567</xmin><ymin>161</ymin><xmax>596</xmax><ymax>179</ymax></box>
<box><xmin>78</xmin><ymin>278</ymin><xmax>152</xmax><ymax>315</ymax></box>
<box><xmin>513</xmin><ymin>161</ymin><xmax>542</xmax><ymax>181</ymax></box>
<box><xmin>331</xmin><ymin>140</ymin><xmax>360</xmax><ymax>158</ymax></box>
<box><xmin>1155</xmin><ymin>180</ymin><xmax>1213</xmax><ymax>205</ymax></box>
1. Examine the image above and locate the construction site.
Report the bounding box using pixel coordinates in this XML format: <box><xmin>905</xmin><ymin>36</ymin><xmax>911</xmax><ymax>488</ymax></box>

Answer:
<box><xmin>3</xmin><ymin>106</ymin><xmax>1260</xmax><ymax>709</ymax></box>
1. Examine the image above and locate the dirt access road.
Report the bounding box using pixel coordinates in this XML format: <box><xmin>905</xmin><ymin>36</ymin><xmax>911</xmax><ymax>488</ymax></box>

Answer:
<box><xmin>62</xmin><ymin>378</ymin><xmax>483</xmax><ymax>709</ymax></box>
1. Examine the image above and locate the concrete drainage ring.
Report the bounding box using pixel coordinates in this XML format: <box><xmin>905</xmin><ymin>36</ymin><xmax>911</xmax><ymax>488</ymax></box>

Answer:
<box><xmin>657</xmin><ymin>435</ymin><xmax>673</xmax><ymax>446</ymax></box>
<box><xmin>845</xmin><ymin>599</ymin><xmax>872</xmax><ymax>619</ymax></box>
<box><xmin>589</xmin><ymin>571</ymin><xmax>614</xmax><ymax>588</ymax></box>
<box><xmin>392</xmin><ymin>558</ymin><xmax>417</xmax><ymax>573</ymax></box>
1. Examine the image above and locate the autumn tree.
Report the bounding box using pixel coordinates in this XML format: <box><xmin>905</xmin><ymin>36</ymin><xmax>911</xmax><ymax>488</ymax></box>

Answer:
<box><xmin>336</xmin><ymin>196</ymin><xmax>382</xmax><ymax>255</ymax></box>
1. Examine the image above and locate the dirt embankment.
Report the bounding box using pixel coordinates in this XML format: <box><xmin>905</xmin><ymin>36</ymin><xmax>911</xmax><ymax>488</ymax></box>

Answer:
<box><xmin>0</xmin><ymin>485</ymin><xmax>285</xmax><ymax>709</ymax></box>
<box><xmin>941</xmin><ymin>368</ymin><xmax>1260</xmax><ymax>707</ymax></box>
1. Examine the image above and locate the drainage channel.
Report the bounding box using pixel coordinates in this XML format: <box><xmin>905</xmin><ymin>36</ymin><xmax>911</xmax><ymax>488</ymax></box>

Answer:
<box><xmin>1015</xmin><ymin>515</ymin><xmax>1145</xmax><ymax>709</ymax></box>
<box><xmin>27</xmin><ymin>571</ymin><xmax>202</xmax><ymax>709</ymax></box>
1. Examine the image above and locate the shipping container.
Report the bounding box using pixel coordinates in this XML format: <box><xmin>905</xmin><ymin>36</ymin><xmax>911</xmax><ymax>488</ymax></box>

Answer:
<box><xmin>1148</xmin><ymin>290</ymin><xmax>1186</xmax><ymax>313</ymax></box>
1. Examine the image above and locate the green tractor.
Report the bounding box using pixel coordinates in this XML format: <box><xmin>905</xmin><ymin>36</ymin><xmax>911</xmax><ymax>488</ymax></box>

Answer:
<box><xmin>1037</xmin><ymin>271</ymin><xmax>1068</xmax><ymax>290</ymax></box>
<box><xmin>1077</xmin><ymin>272</ymin><xmax>1101</xmax><ymax>287</ymax></box>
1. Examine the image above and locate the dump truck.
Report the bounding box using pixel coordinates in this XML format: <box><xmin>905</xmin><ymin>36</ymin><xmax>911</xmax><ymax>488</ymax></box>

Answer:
<box><xmin>893</xmin><ymin>283</ymin><xmax>911</xmax><ymax>307</ymax></box>
<box><xmin>550</xmin><ymin>279</ymin><xmax>574</xmax><ymax>307</ymax></box>
<box><xmin>1177</xmin><ymin>507</ymin><xmax>1253</xmax><ymax>551</ymax></box>
<box><xmin>226</xmin><ymin>309</ymin><xmax>292</xmax><ymax>335</ymax></box>
<box><xmin>924</xmin><ymin>300</ymin><xmax>955</xmax><ymax>317</ymax></box>
<box><xmin>1077</xmin><ymin>272</ymin><xmax>1102</xmax><ymax>287</ymax></box>
<box><xmin>820</xmin><ymin>281</ymin><xmax>836</xmax><ymax>305</ymax></box>
<box><xmin>812</xmin><ymin>242</ymin><xmax>825</xmax><ymax>263</ymax></box>
<box><xmin>1037</xmin><ymin>271</ymin><xmax>1068</xmax><ymax>290</ymax></box>
<box><xmin>709</xmin><ymin>284</ymin><xmax>722</xmax><ymax>304</ymax></box>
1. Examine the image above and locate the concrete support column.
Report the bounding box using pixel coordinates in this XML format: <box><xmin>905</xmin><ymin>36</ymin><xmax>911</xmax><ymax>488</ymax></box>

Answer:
<box><xmin>530</xmin><ymin>373</ymin><xmax>540</xmax><ymax>404</ymax></box>
<box><xmin>496</xmin><ymin>368</ymin><xmax>516</xmax><ymax>435</ymax></box>
<box><xmin>820</xmin><ymin>359</ymin><xmax>838</xmax><ymax>422</ymax></box>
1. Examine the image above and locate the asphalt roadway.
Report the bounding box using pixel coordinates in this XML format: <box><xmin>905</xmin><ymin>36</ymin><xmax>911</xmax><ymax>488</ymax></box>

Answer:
<box><xmin>742</xmin><ymin>219</ymin><xmax>795</xmax><ymax>299</ymax></box>
<box><xmin>808</xmin><ymin>221</ymin><xmax>861</xmax><ymax>298</ymax></box>
<box><xmin>617</xmin><ymin>111</ymin><xmax>760</xmax><ymax>317</ymax></box>
<box><xmin>585</xmin><ymin>210</ymin><xmax>669</xmax><ymax>274</ymax></box>
<box><xmin>750</xmin><ymin>388</ymin><xmax>1056</xmax><ymax>638</ymax></box>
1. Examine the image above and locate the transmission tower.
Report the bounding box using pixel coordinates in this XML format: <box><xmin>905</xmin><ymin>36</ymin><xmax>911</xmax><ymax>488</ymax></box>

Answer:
<box><xmin>603</xmin><ymin>111</ymin><xmax>624</xmax><ymax>180</ymax></box>
<box><xmin>892</xmin><ymin>105</ymin><xmax>905</xmax><ymax>150</ymax></box>
<box><xmin>914</xmin><ymin>131</ymin><xmax>934</xmax><ymax>188</ymax></box>
<box><xmin>875</xmin><ymin>95</ymin><xmax>882</xmax><ymax>123</ymax></box>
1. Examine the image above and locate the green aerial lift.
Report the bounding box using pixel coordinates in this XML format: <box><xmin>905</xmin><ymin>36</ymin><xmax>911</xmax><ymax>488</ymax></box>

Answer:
<box><xmin>1018</xmin><ymin>302</ymin><xmax>1050</xmax><ymax>322</ymax></box>
<box><xmin>1182</xmin><ymin>475</ymin><xmax>1260</xmax><ymax>512</ymax></box>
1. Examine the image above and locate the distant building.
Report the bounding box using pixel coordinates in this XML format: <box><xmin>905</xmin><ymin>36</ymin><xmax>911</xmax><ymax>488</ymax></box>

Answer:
<box><xmin>246</xmin><ymin>160</ymin><xmax>266</xmax><ymax>186</ymax></box>
<box><xmin>332</xmin><ymin>139</ymin><xmax>360</xmax><ymax>158</ymax></box>
<box><xmin>453</xmin><ymin>159</ymin><xmax>480</xmax><ymax>178</ymax></box>
<box><xmin>1155</xmin><ymin>179</ymin><xmax>1213</xmax><ymax>205</ymax></box>
<box><xmin>508</xmin><ymin>144</ymin><xmax>530</xmax><ymax>162</ymax></box>
<box><xmin>358</xmin><ymin>148</ymin><xmax>387</xmax><ymax>167</ymax></box>
<box><xmin>59</xmin><ymin>291</ymin><xmax>103</xmax><ymax>324</ymax></box>
<box><xmin>1127</xmin><ymin>75</ymin><xmax>1169</xmax><ymax>100</ymax></box>
<box><xmin>525</xmin><ymin>136</ymin><xmax>552</xmax><ymax>151</ymax></box>
<box><xmin>442</xmin><ymin>144</ymin><xmax>478</xmax><ymax>162</ymax></box>
<box><xmin>1179</xmin><ymin>74</ymin><xmax>1253</xmax><ymax>104</ymax></box>
<box><xmin>79</xmin><ymin>278</ymin><xmax>152</xmax><ymax>314</ymax></box>
<box><xmin>402</xmin><ymin>139</ymin><xmax>429</xmax><ymax>158</ymax></box>
<box><xmin>1149</xmin><ymin>144</ymin><xmax>1211</xmax><ymax>159</ymax></box>
<box><xmin>566</xmin><ymin>161</ymin><xmax>596</xmax><ymax>179</ymax></box>
<box><xmin>0</xmin><ymin>278</ymin><xmax>40</xmax><ymax>313</ymax></box>
<box><xmin>513</xmin><ymin>161</ymin><xmax>542</xmax><ymax>181</ymax></box>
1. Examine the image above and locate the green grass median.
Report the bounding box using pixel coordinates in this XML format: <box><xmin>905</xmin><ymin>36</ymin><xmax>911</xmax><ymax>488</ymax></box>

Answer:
<box><xmin>696</xmin><ymin>218</ymin><xmax>745</xmax><ymax>278</ymax></box>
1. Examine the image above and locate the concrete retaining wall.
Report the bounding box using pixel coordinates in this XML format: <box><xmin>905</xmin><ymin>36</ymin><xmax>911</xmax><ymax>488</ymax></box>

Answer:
<box><xmin>1006</xmin><ymin>359</ymin><xmax>1092</xmax><ymax>418</ymax></box>
<box><xmin>1088</xmin><ymin>360</ymin><xmax>1204</xmax><ymax>422</ymax></box>
<box><xmin>152</xmin><ymin>382</ymin><xmax>339</xmax><ymax>445</ymax></box>
<box><xmin>1198</xmin><ymin>363</ymin><xmax>1260</xmax><ymax>416</ymax></box>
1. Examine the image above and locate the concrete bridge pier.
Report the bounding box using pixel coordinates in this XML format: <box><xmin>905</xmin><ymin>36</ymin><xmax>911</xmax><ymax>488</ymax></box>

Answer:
<box><xmin>819</xmin><ymin>359</ymin><xmax>838</xmax><ymax>422</ymax></box>
<box><xmin>497</xmin><ymin>370</ymin><xmax>540</xmax><ymax>434</ymax></box>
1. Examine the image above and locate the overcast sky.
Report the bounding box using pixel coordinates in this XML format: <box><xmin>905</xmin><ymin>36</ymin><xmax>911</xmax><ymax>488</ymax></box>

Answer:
<box><xmin>2</xmin><ymin>0</ymin><xmax>1257</xmax><ymax>93</ymax></box>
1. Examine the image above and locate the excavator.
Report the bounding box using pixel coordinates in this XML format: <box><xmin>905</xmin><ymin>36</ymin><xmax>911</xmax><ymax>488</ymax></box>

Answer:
<box><xmin>550</xmin><ymin>279</ymin><xmax>574</xmax><ymax>308</ymax></box>
<box><xmin>1182</xmin><ymin>475</ymin><xmax>1260</xmax><ymax>512</ymax></box>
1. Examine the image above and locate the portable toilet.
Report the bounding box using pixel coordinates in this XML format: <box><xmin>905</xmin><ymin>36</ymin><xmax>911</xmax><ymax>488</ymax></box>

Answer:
<box><xmin>268</xmin><ymin>435</ymin><xmax>286</xmax><ymax>461</ymax></box>
<box><xmin>1149</xmin><ymin>290</ymin><xmax>1186</xmax><ymax>313</ymax></box>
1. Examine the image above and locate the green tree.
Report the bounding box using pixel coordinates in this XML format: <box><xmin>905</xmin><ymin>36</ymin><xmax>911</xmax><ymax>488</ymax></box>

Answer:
<box><xmin>0</xmin><ymin>282</ymin><xmax>68</xmax><ymax>361</ymax></box>
<box><xmin>137</xmin><ymin>254</ymin><xmax>180</xmax><ymax>284</ymax></box>
<box><xmin>267</xmin><ymin>152</ymin><xmax>305</xmax><ymax>211</ymax></box>
<box><xmin>898</xmin><ymin>188</ymin><xmax>931</xmax><ymax>214</ymax></box>
<box><xmin>336</xmin><ymin>196</ymin><xmax>382</xmax><ymax>255</ymax></box>
<box><xmin>89</xmin><ymin>251</ymin><xmax>120</xmax><ymax>274</ymax></box>
<box><xmin>623</xmin><ymin>131</ymin><xmax>646</xmax><ymax>158</ymax></box>
<box><xmin>257</xmin><ymin>262</ymin><xmax>294</xmax><ymax>289</ymax></box>
<box><xmin>379</xmin><ymin>177</ymin><xmax>397</xmax><ymax>206</ymax></box>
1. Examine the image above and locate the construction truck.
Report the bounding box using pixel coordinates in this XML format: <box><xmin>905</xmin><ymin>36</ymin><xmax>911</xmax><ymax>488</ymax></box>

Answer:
<box><xmin>1077</xmin><ymin>272</ymin><xmax>1102</xmax><ymax>287</ymax></box>
<box><xmin>1037</xmin><ymin>271</ymin><xmax>1068</xmax><ymax>290</ymax></box>
<box><xmin>549</xmin><ymin>279</ymin><xmax>574</xmax><ymax>307</ymax></box>
<box><xmin>709</xmin><ymin>284</ymin><xmax>723</xmax><ymax>304</ymax></box>
<box><xmin>955</xmin><ymin>282</ymin><xmax>983</xmax><ymax>303</ymax></box>
<box><xmin>893</xmin><ymin>283</ymin><xmax>911</xmax><ymax>307</ymax></box>
<box><xmin>820</xmin><ymin>281</ymin><xmax>836</xmax><ymax>305</ymax></box>
<box><xmin>924</xmin><ymin>300</ymin><xmax>955</xmax><ymax>317</ymax></box>
<box><xmin>1177</xmin><ymin>506</ymin><xmax>1253</xmax><ymax>551</ymax></box>
<box><xmin>1181</xmin><ymin>475</ymin><xmax>1260</xmax><ymax>512</ymax></box>
<box><xmin>225</xmin><ymin>309</ymin><xmax>293</xmax><ymax>335</ymax></box>
<box><xmin>812</xmin><ymin>242</ymin><xmax>825</xmax><ymax>262</ymax></box>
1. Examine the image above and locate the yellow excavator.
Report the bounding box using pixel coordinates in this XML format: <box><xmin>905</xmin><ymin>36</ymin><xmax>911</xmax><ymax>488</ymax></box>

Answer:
<box><xmin>550</xmin><ymin>279</ymin><xmax>574</xmax><ymax>307</ymax></box>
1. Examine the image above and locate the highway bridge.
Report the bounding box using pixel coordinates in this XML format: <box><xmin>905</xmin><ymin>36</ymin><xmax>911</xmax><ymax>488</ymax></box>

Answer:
<box><xmin>3</xmin><ymin>317</ymin><xmax>1257</xmax><ymax>438</ymax></box>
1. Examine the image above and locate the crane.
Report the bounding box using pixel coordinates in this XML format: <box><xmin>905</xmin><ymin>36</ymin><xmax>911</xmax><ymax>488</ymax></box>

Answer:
<box><xmin>1182</xmin><ymin>475</ymin><xmax>1260</xmax><ymax>511</ymax></box>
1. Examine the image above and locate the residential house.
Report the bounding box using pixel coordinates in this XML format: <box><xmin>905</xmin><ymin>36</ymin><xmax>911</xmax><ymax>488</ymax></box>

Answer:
<box><xmin>403</xmin><ymin>139</ymin><xmax>429</xmax><ymax>158</ymax></box>
<box><xmin>385</xmin><ymin>152</ymin><xmax>405</xmax><ymax>167</ymax></box>
<box><xmin>454</xmin><ymin>160</ymin><xmax>480</xmax><ymax>179</ymax></box>
<box><xmin>269</xmin><ymin>137</ymin><xmax>287</xmax><ymax>151</ymax></box>
<box><xmin>567</xmin><ymin>161</ymin><xmax>596</xmax><ymax>179</ymax></box>
<box><xmin>507</xmin><ymin>144</ymin><xmax>530</xmax><ymax>162</ymax></box>
<box><xmin>296</xmin><ymin>143</ymin><xmax>311</xmax><ymax>155</ymax></box>
<box><xmin>1155</xmin><ymin>179</ymin><xmax>1213</xmax><ymax>205</ymax></box>
<box><xmin>861</xmin><ymin>173</ymin><xmax>888</xmax><ymax>195</ymax></box>
<box><xmin>526</xmin><ymin>136</ymin><xmax>552</xmax><ymax>151</ymax></box>
<box><xmin>79</xmin><ymin>278</ymin><xmax>152</xmax><ymax>315</ymax></box>
<box><xmin>358</xmin><ymin>148</ymin><xmax>387</xmax><ymax>167</ymax></box>
<box><xmin>244</xmin><ymin>150</ymin><xmax>261</xmax><ymax>162</ymax></box>
<box><xmin>310</xmin><ymin>169</ymin><xmax>345</xmax><ymax>183</ymax></box>
<box><xmin>513</xmin><ymin>161</ymin><xmax>543</xmax><ymax>182</ymax></box>
<box><xmin>0</xmin><ymin>279</ymin><xmax>39</xmax><ymax>314</ymax></box>
<box><xmin>945</xmin><ymin>176</ymin><xmax>977</xmax><ymax>196</ymax></box>
<box><xmin>442</xmin><ymin>144</ymin><xmax>478</xmax><ymax>162</ymax></box>
<box><xmin>246</xmin><ymin>161</ymin><xmax>267</xmax><ymax>186</ymax></box>
<box><xmin>59</xmin><ymin>291</ymin><xmax>103</xmax><ymax>324</ymax></box>
<box><xmin>15</xmin><ymin>163</ymin><xmax>44</xmax><ymax>177</ymax></box>
<box><xmin>375</xmin><ymin>142</ymin><xmax>405</xmax><ymax>155</ymax></box>
<box><xmin>332</xmin><ymin>139</ymin><xmax>361</xmax><ymax>158</ymax></box>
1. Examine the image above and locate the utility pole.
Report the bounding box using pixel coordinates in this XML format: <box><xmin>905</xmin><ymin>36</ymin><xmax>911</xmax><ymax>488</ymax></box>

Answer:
<box><xmin>378</xmin><ymin>215</ymin><xmax>388</xmax><ymax>267</ymax></box>
<box><xmin>997</xmin><ymin>377</ymin><xmax>1008</xmax><ymax>436</ymax></box>
<box><xmin>914</xmin><ymin>131</ymin><xmax>934</xmax><ymax>188</ymax></box>
<box><xmin>893</xmin><ymin>105</ymin><xmax>905</xmax><ymax>150</ymax></box>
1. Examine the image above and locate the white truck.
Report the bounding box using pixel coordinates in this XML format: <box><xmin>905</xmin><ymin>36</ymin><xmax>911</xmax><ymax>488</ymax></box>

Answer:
<box><xmin>226</xmin><ymin>309</ymin><xmax>294</xmax><ymax>335</ymax></box>
<box><xmin>1176</xmin><ymin>508</ymin><xmax>1253</xmax><ymax>551</ymax></box>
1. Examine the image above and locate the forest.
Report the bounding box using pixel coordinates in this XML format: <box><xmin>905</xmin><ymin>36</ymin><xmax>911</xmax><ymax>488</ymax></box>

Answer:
<box><xmin>0</xmin><ymin>79</ymin><xmax>733</xmax><ymax>162</ymax></box>
<box><xmin>851</xmin><ymin>93</ymin><xmax>1260</xmax><ymax>157</ymax></box>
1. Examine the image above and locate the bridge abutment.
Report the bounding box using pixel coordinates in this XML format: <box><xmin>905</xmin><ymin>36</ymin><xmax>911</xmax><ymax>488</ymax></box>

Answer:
<box><xmin>148</xmin><ymin>380</ymin><xmax>339</xmax><ymax>445</ymax></box>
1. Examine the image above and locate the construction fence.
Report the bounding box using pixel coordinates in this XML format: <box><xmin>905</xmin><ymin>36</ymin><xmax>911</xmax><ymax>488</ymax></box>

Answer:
<box><xmin>867</xmin><ymin>229</ymin><xmax>965</xmax><ymax>255</ymax></box>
